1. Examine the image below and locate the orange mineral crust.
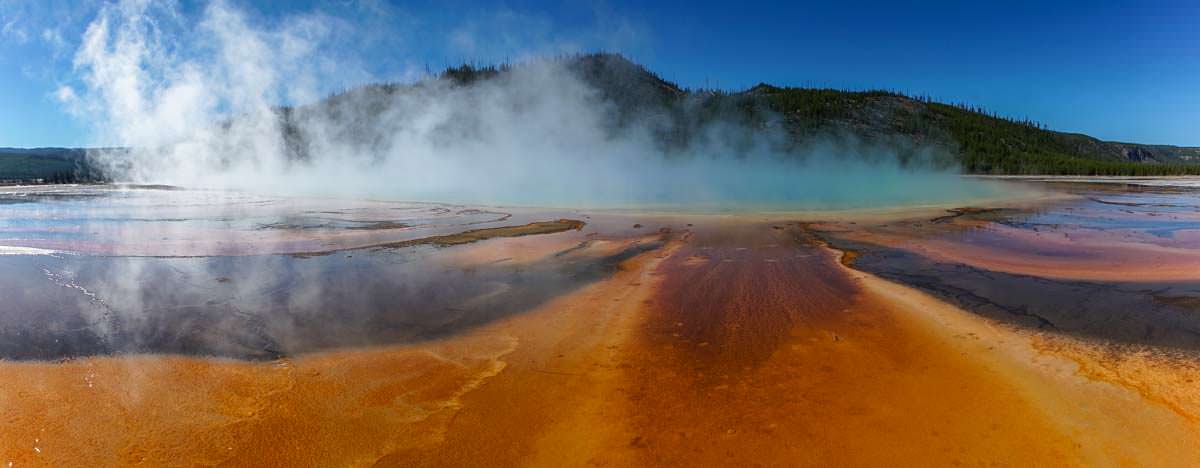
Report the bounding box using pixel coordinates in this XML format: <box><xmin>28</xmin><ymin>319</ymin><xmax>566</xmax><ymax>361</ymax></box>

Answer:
<box><xmin>0</xmin><ymin>334</ymin><xmax>521</xmax><ymax>466</ymax></box>
<box><xmin>617</xmin><ymin>224</ymin><xmax>1189</xmax><ymax>466</ymax></box>
<box><xmin>0</xmin><ymin>230</ymin><xmax>681</xmax><ymax>467</ymax></box>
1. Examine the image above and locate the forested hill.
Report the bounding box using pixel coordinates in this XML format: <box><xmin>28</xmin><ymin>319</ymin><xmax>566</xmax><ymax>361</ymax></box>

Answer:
<box><xmin>752</xmin><ymin>84</ymin><xmax>1200</xmax><ymax>175</ymax></box>
<box><xmin>5</xmin><ymin>53</ymin><xmax>1200</xmax><ymax>181</ymax></box>
<box><xmin>294</xmin><ymin>53</ymin><xmax>1200</xmax><ymax>176</ymax></box>
<box><xmin>0</xmin><ymin>148</ymin><xmax>104</xmax><ymax>184</ymax></box>
<box><xmin>569</xmin><ymin>53</ymin><xmax>1200</xmax><ymax>175</ymax></box>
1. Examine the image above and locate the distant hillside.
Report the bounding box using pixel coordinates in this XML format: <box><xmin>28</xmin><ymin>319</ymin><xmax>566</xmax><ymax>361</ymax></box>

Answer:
<box><xmin>0</xmin><ymin>148</ymin><xmax>104</xmax><ymax>184</ymax></box>
<box><xmin>7</xmin><ymin>53</ymin><xmax>1200</xmax><ymax>180</ymax></box>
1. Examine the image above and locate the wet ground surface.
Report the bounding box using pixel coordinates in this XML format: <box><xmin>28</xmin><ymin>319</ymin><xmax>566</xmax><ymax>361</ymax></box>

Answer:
<box><xmin>0</xmin><ymin>185</ymin><xmax>536</xmax><ymax>256</ymax></box>
<box><xmin>824</xmin><ymin>237</ymin><xmax>1200</xmax><ymax>349</ymax></box>
<box><xmin>0</xmin><ymin>185</ymin><xmax>663</xmax><ymax>360</ymax></box>
<box><xmin>814</xmin><ymin>181</ymin><xmax>1200</xmax><ymax>351</ymax></box>
<box><xmin>0</xmin><ymin>240</ymin><xmax>661</xmax><ymax>360</ymax></box>
<box><xmin>5</xmin><ymin>180</ymin><xmax>1200</xmax><ymax>466</ymax></box>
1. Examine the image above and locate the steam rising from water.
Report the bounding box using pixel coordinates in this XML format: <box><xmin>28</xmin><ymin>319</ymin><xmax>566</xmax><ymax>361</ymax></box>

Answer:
<box><xmin>65</xmin><ymin>0</ymin><xmax>1009</xmax><ymax>209</ymax></box>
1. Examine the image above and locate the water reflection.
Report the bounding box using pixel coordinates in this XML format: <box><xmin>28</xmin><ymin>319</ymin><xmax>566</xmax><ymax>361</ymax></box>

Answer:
<box><xmin>0</xmin><ymin>185</ymin><xmax>532</xmax><ymax>256</ymax></box>
<box><xmin>0</xmin><ymin>186</ymin><xmax>657</xmax><ymax>361</ymax></box>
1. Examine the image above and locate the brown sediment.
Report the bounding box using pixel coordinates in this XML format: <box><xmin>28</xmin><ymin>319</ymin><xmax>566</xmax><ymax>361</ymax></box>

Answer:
<box><xmin>289</xmin><ymin>219</ymin><xmax>586</xmax><ymax>258</ymax></box>
<box><xmin>437</xmin><ymin>233</ymin><xmax>664</xmax><ymax>269</ymax></box>
<box><xmin>368</xmin><ymin>218</ymin><xmax>584</xmax><ymax>252</ymax></box>
<box><xmin>435</xmin><ymin>234</ymin><xmax>583</xmax><ymax>267</ymax></box>
<box><xmin>390</xmin><ymin>219</ymin><xmax>586</xmax><ymax>247</ymax></box>
<box><xmin>928</xmin><ymin>206</ymin><xmax>1003</xmax><ymax>224</ymax></box>
<box><xmin>799</xmin><ymin>222</ymin><xmax>859</xmax><ymax>267</ymax></box>
<box><xmin>836</xmin><ymin>247</ymin><xmax>858</xmax><ymax>267</ymax></box>
<box><xmin>1152</xmin><ymin>293</ymin><xmax>1200</xmax><ymax>311</ymax></box>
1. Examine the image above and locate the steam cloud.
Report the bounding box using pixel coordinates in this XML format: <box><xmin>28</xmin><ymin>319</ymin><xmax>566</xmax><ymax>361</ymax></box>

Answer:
<box><xmin>64</xmin><ymin>0</ymin><xmax>1007</xmax><ymax>209</ymax></box>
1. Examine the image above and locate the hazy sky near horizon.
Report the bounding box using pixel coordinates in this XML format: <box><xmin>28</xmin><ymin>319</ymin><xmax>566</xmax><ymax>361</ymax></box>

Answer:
<box><xmin>1</xmin><ymin>0</ymin><xmax>1197</xmax><ymax>147</ymax></box>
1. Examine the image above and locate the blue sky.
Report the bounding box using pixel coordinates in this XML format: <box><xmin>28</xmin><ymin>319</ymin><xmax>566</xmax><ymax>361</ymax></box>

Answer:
<box><xmin>1</xmin><ymin>0</ymin><xmax>1198</xmax><ymax>147</ymax></box>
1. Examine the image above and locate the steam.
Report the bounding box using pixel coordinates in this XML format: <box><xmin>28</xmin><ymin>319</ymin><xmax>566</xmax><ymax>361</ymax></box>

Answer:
<box><xmin>64</xmin><ymin>0</ymin><xmax>1007</xmax><ymax>209</ymax></box>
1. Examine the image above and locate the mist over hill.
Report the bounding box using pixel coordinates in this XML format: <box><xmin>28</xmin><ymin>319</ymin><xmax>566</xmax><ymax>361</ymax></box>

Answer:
<box><xmin>7</xmin><ymin>53</ymin><xmax>1199</xmax><ymax>187</ymax></box>
<box><xmin>263</xmin><ymin>54</ymin><xmax>1195</xmax><ymax>175</ymax></box>
<box><xmin>274</xmin><ymin>53</ymin><xmax>1200</xmax><ymax>177</ymax></box>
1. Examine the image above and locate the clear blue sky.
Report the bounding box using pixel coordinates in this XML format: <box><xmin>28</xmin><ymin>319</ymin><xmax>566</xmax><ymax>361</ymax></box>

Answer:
<box><xmin>1</xmin><ymin>0</ymin><xmax>1198</xmax><ymax>147</ymax></box>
